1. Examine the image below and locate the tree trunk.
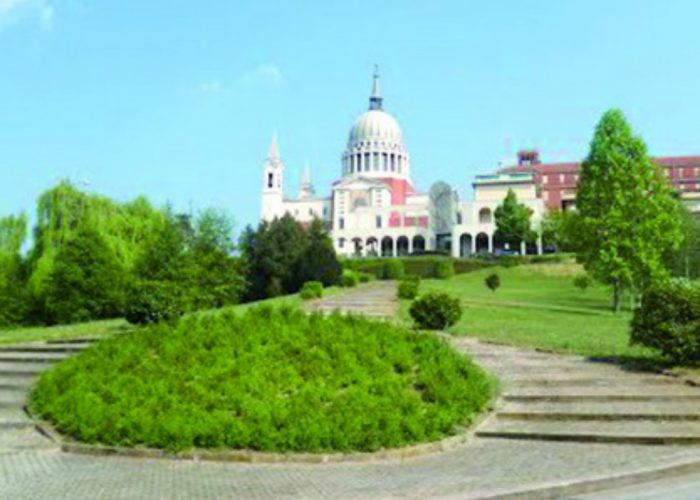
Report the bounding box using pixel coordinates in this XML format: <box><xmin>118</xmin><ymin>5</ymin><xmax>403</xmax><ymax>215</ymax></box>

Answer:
<box><xmin>612</xmin><ymin>281</ymin><xmax>621</xmax><ymax>313</ymax></box>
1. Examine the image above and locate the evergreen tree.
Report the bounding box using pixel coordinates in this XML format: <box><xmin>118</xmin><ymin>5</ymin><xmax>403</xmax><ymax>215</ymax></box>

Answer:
<box><xmin>294</xmin><ymin>218</ymin><xmax>342</xmax><ymax>287</ymax></box>
<box><xmin>494</xmin><ymin>189</ymin><xmax>533</xmax><ymax>250</ymax></box>
<box><xmin>576</xmin><ymin>109</ymin><xmax>682</xmax><ymax>311</ymax></box>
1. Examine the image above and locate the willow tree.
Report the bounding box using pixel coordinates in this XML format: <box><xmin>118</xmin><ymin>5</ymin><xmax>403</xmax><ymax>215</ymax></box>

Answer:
<box><xmin>576</xmin><ymin>109</ymin><xmax>681</xmax><ymax>311</ymax></box>
<box><xmin>0</xmin><ymin>214</ymin><xmax>28</xmax><ymax>326</ymax></box>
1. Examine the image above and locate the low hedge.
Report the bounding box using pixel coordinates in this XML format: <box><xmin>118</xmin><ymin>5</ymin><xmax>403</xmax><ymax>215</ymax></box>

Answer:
<box><xmin>299</xmin><ymin>281</ymin><xmax>324</xmax><ymax>300</ymax></box>
<box><xmin>31</xmin><ymin>307</ymin><xmax>493</xmax><ymax>453</ymax></box>
<box><xmin>631</xmin><ymin>280</ymin><xmax>700</xmax><ymax>365</ymax></box>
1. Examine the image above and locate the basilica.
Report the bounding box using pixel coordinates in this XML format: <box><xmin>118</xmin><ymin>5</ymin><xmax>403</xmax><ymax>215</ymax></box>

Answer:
<box><xmin>260</xmin><ymin>70</ymin><xmax>700</xmax><ymax>258</ymax></box>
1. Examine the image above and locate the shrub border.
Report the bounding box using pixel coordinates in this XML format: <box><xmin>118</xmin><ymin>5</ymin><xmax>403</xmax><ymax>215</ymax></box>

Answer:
<box><xmin>29</xmin><ymin>406</ymin><xmax>494</xmax><ymax>464</ymax></box>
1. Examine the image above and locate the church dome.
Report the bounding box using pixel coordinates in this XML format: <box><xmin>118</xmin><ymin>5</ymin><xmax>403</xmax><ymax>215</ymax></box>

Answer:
<box><xmin>348</xmin><ymin>110</ymin><xmax>403</xmax><ymax>147</ymax></box>
<box><xmin>341</xmin><ymin>67</ymin><xmax>411</xmax><ymax>180</ymax></box>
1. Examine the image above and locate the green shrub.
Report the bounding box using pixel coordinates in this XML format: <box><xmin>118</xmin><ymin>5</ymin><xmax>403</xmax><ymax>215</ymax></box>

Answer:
<box><xmin>125</xmin><ymin>280</ymin><xmax>184</xmax><ymax>325</ymax></box>
<box><xmin>397</xmin><ymin>276</ymin><xmax>421</xmax><ymax>300</ymax></box>
<box><xmin>485</xmin><ymin>273</ymin><xmax>500</xmax><ymax>292</ymax></box>
<box><xmin>383</xmin><ymin>259</ymin><xmax>405</xmax><ymax>280</ymax></box>
<box><xmin>357</xmin><ymin>272</ymin><xmax>373</xmax><ymax>283</ymax></box>
<box><xmin>31</xmin><ymin>307</ymin><xmax>492</xmax><ymax>453</ymax></box>
<box><xmin>299</xmin><ymin>281</ymin><xmax>324</xmax><ymax>300</ymax></box>
<box><xmin>573</xmin><ymin>274</ymin><xmax>593</xmax><ymax>292</ymax></box>
<box><xmin>341</xmin><ymin>270</ymin><xmax>359</xmax><ymax>288</ymax></box>
<box><xmin>409</xmin><ymin>292</ymin><xmax>462</xmax><ymax>330</ymax></box>
<box><xmin>631</xmin><ymin>280</ymin><xmax>700</xmax><ymax>364</ymax></box>
<box><xmin>434</xmin><ymin>259</ymin><xmax>454</xmax><ymax>279</ymax></box>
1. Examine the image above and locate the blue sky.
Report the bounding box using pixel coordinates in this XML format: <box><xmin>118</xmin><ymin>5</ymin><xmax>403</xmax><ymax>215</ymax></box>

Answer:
<box><xmin>2</xmin><ymin>0</ymin><xmax>700</xmax><ymax>232</ymax></box>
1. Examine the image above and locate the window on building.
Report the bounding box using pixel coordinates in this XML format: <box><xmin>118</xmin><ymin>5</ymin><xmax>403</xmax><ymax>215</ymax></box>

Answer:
<box><xmin>456</xmin><ymin>212</ymin><xmax>463</xmax><ymax>224</ymax></box>
<box><xmin>376</xmin><ymin>215</ymin><xmax>382</xmax><ymax>228</ymax></box>
<box><xmin>339</xmin><ymin>217</ymin><xmax>345</xmax><ymax>229</ymax></box>
<box><xmin>364</xmin><ymin>153</ymin><xmax>371</xmax><ymax>171</ymax></box>
<box><xmin>542</xmin><ymin>175</ymin><xmax>549</xmax><ymax>184</ymax></box>
<box><xmin>373</xmin><ymin>152</ymin><xmax>379</xmax><ymax>170</ymax></box>
<box><xmin>382</xmin><ymin>153</ymin><xmax>388</xmax><ymax>171</ymax></box>
<box><xmin>338</xmin><ymin>238</ymin><xmax>345</xmax><ymax>248</ymax></box>
<box><xmin>309</xmin><ymin>208</ymin><xmax>313</xmax><ymax>216</ymax></box>
<box><xmin>390</xmin><ymin>154</ymin><xmax>396</xmax><ymax>171</ymax></box>
<box><xmin>267</xmin><ymin>173</ymin><xmax>274</xmax><ymax>188</ymax></box>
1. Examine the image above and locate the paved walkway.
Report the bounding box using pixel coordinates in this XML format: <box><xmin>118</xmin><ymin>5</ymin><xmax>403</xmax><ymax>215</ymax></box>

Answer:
<box><xmin>2</xmin><ymin>284</ymin><xmax>700</xmax><ymax>498</ymax></box>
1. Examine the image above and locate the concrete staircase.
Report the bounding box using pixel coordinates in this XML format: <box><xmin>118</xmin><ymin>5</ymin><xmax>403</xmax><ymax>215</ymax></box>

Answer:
<box><xmin>0</xmin><ymin>339</ymin><xmax>94</xmax><ymax>449</ymax></box>
<box><xmin>454</xmin><ymin>337</ymin><xmax>700</xmax><ymax>446</ymax></box>
<box><xmin>304</xmin><ymin>281</ymin><xmax>398</xmax><ymax>319</ymax></box>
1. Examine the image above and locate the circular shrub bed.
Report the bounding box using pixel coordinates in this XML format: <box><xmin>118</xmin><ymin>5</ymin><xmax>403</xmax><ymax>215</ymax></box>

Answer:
<box><xmin>31</xmin><ymin>307</ymin><xmax>492</xmax><ymax>453</ymax></box>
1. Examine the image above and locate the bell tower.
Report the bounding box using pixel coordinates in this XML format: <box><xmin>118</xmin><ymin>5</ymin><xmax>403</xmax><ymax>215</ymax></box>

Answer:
<box><xmin>261</xmin><ymin>135</ymin><xmax>285</xmax><ymax>221</ymax></box>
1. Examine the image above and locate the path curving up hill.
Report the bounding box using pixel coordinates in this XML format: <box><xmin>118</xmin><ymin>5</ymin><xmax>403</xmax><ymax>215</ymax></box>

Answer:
<box><xmin>1</xmin><ymin>284</ymin><xmax>700</xmax><ymax>499</ymax></box>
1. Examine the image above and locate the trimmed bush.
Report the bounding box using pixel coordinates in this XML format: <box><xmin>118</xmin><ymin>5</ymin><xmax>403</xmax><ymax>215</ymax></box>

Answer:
<box><xmin>485</xmin><ymin>273</ymin><xmax>501</xmax><ymax>292</ymax></box>
<box><xmin>299</xmin><ymin>281</ymin><xmax>323</xmax><ymax>300</ymax></box>
<box><xmin>573</xmin><ymin>274</ymin><xmax>593</xmax><ymax>292</ymax></box>
<box><xmin>341</xmin><ymin>269</ymin><xmax>359</xmax><ymax>288</ymax></box>
<box><xmin>409</xmin><ymin>292</ymin><xmax>462</xmax><ymax>330</ymax></box>
<box><xmin>631</xmin><ymin>280</ymin><xmax>700</xmax><ymax>364</ymax></box>
<box><xmin>434</xmin><ymin>259</ymin><xmax>454</xmax><ymax>279</ymax></box>
<box><xmin>383</xmin><ymin>259</ymin><xmax>405</xmax><ymax>280</ymax></box>
<box><xmin>125</xmin><ymin>280</ymin><xmax>184</xmax><ymax>325</ymax></box>
<box><xmin>397</xmin><ymin>276</ymin><xmax>421</xmax><ymax>300</ymax></box>
<box><xmin>31</xmin><ymin>307</ymin><xmax>492</xmax><ymax>453</ymax></box>
<box><xmin>357</xmin><ymin>272</ymin><xmax>373</xmax><ymax>283</ymax></box>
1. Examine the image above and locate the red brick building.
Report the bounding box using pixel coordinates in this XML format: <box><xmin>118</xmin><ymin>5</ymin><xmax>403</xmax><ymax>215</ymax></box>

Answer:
<box><xmin>499</xmin><ymin>150</ymin><xmax>700</xmax><ymax>212</ymax></box>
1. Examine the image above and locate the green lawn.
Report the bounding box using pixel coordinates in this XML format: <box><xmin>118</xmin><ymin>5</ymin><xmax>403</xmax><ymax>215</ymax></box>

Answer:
<box><xmin>0</xmin><ymin>286</ymin><xmax>345</xmax><ymax>346</ymax></box>
<box><xmin>401</xmin><ymin>262</ymin><xmax>659</xmax><ymax>362</ymax></box>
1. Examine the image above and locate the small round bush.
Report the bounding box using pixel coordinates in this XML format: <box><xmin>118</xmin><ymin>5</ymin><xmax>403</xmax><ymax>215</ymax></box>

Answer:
<box><xmin>299</xmin><ymin>281</ymin><xmax>323</xmax><ymax>300</ymax></box>
<box><xmin>382</xmin><ymin>259</ymin><xmax>405</xmax><ymax>280</ymax></box>
<box><xmin>631</xmin><ymin>280</ymin><xmax>700</xmax><ymax>365</ymax></box>
<box><xmin>31</xmin><ymin>307</ymin><xmax>492</xmax><ymax>453</ymax></box>
<box><xmin>485</xmin><ymin>273</ymin><xmax>500</xmax><ymax>292</ymax></box>
<box><xmin>397</xmin><ymin>276</ymin><xmax>420</xmax><ymax>300</ymax></box>
<box><xmin>434</xmin><ymin>259</ymin><xmax>454</xmax><ymax>279</ymax></box>
<box><xmin>357</xmin><ymin>272</ymin><xmax>374</xmax><ymax>283</ymax></box>
<box><xmin>409</xmin><ymin>292</ymin><xmax>462</xmax><ymax>330</ymax></box>
<box><xmin>341</xmin><ymin>269</ymin><xmax>359</xmax><ymax>287</ymax></box>
<box><xmin>573</xmin><ymin>274</ymin><xmax>593</xmax><ymax>292</ymax></box>
<box><xmin>125</xmin><ymin>280</ymin><xmax>184</xmax><ymax>325</ymax></box>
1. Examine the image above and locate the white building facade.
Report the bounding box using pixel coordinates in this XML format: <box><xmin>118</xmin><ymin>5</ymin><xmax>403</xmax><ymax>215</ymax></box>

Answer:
<box><xmin>260</xmin><ymin>70</ymin><xmax>546</xmax><ymax>258</ymax></box>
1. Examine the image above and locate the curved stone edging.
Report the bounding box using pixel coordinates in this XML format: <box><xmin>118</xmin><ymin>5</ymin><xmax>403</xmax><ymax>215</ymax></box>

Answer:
<box><xmin>31</xmin><ymin>409</ymin><xmax>495</xmax><ymax>465</ymax></box>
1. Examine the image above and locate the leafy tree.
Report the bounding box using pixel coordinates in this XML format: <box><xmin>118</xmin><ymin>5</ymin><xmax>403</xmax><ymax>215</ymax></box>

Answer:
<box><xmin>0</xmin><ymin>214</ymin><xmax>28</xmax><ymax>326</ymax></box>
<box><xmin>672</xmin><ymin>205</ymin><xmax>700</xmax><ymax>279</ymax></box>
<box><xmin>43</xmin><ymin>228</ymin><xmax>127</xmax><ymax>325</ymax></box>
<box><xmin>576</xmin><ymin>109</ymin><xmax>682</xmax><ymax>311</ymax></box>
<box><xmin>540</xmin><ymin>209</ymin><xmax>578</xmax><ymax>252</ymax></box>
<box><xmin>293</xmin><ymin>218</ymin><xmax>341</xmax><ymax>287</ymax></box>
<box><xmin>494</xmin><ymin>189</ymin><xmax>533</xmax><ymax>250</ymax></box>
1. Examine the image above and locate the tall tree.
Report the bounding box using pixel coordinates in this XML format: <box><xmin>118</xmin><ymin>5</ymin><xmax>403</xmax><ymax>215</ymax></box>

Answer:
<box><xmin>576</xmin><ymin>109</ymin><xmax>682</xmax><ymax>311</ymax></box>
<box><xmin>43</xmin><ymin>228</ymin><xmax>127</xmax><ymax>324</ymax></box>
<box><xmin>294</xmin><ymin>218</ymin><xmax>342</xmax><ymax>287</ymax></box>
<box><xmin>0</xmin><ymin>214</ymin><xmax>28</xmax><ymax>326</ymax></box>
<box><xmin>494</xmin><ymin>189</ymin><xmax>533</xmax><ymax>250</ymax></box>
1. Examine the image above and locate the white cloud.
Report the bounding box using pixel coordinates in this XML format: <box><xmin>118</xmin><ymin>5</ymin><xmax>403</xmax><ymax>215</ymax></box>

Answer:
<box><xmin>0</xmin><ymin>0</ymin><xmax>55</xmax><ymax>30</ymax></box>
<box><xmin>39</xmin><ymin>2</ymin><xmax>52</xmax><ymax>28</ymax></box>
<box><xmin>238</xmin><ymin>64</ymin><xmax>283</xmax><ymax>88</ymax></box>
<box><xmin>198</xmin><ymin>79</ymin><xmax>223</xmax><ymax>94</ymax></box>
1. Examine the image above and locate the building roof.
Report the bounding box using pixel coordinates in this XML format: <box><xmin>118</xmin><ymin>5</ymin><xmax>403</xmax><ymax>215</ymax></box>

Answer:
<box><xmin>498</xmin><ymin>155</ymin><xmax>700</xmax><ymax>175</ymax></box>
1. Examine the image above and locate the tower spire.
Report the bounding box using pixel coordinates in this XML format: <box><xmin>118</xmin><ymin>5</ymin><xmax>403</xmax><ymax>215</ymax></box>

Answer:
<box><xmin>369</xmin><ymin>65</ymin><xmax>383</xmax><ymax>111</ymax></box>
<box><xmin>267</xmin><ymin>134</ymin><xmax>280</xmax><ymax>160</ymax></box>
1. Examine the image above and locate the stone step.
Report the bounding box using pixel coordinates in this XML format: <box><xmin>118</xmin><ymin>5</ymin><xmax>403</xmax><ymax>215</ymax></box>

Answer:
<box><xmin>0</xmin><ymin>362</ymin><xmax>50</xmax><ymax>377</ymax></box>
<box><xmin>0</xmin><ymin>343</ymin><xmax>89</xmax><ymax>353</ymax></box>
<box><xmin>0</xmin><ymin>408</ymin><xmax>32</xmax><ymax>429</ymax></box>
<box><xmin>506</xmin><ymin>385</ymin><xmax>700</xmax><ymax>398</ymax></box>
<box><xmin>45</xmin><ymin>337</ymin><xmax>99</xmax><ymax>345</ymax></box>
<box><xmin>476</xmin><ymin>419</ymin><xmax>700</xmax><ymax>445</ymax></box>
<box><xmin>505</xmin><ymin>376</ymin><xmax>679</xmax><ymax>386</ymax></box>
<box><xmin>504</xmin><ymin>393</ymin><xmax>700</xmax><ymax>403</ymax></box>
<box><xmin>0</xmin><ymin>391</ymin><xmax>26</xmax><ymax>409</ymax></box>
<box><xmin>0</xmin><ymin>376</ymin><xmax>33</xmax><ymax>390</ymax></box>
<box><xmin>0</xmin><ymin>351</ymin><xmax>70</xmax><ymax>363</ymax></box>
<box><xmin>499</xmin><ymin>401</ymin><xmax>700</xmax><ymax>422</ymax></box>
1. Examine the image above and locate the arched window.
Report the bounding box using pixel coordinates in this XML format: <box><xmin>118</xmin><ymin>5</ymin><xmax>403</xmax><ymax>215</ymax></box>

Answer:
<box><xmin>479</xmin><ymin>208</ymin><xmax>492</xmax><ymax>224</ymax></box>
